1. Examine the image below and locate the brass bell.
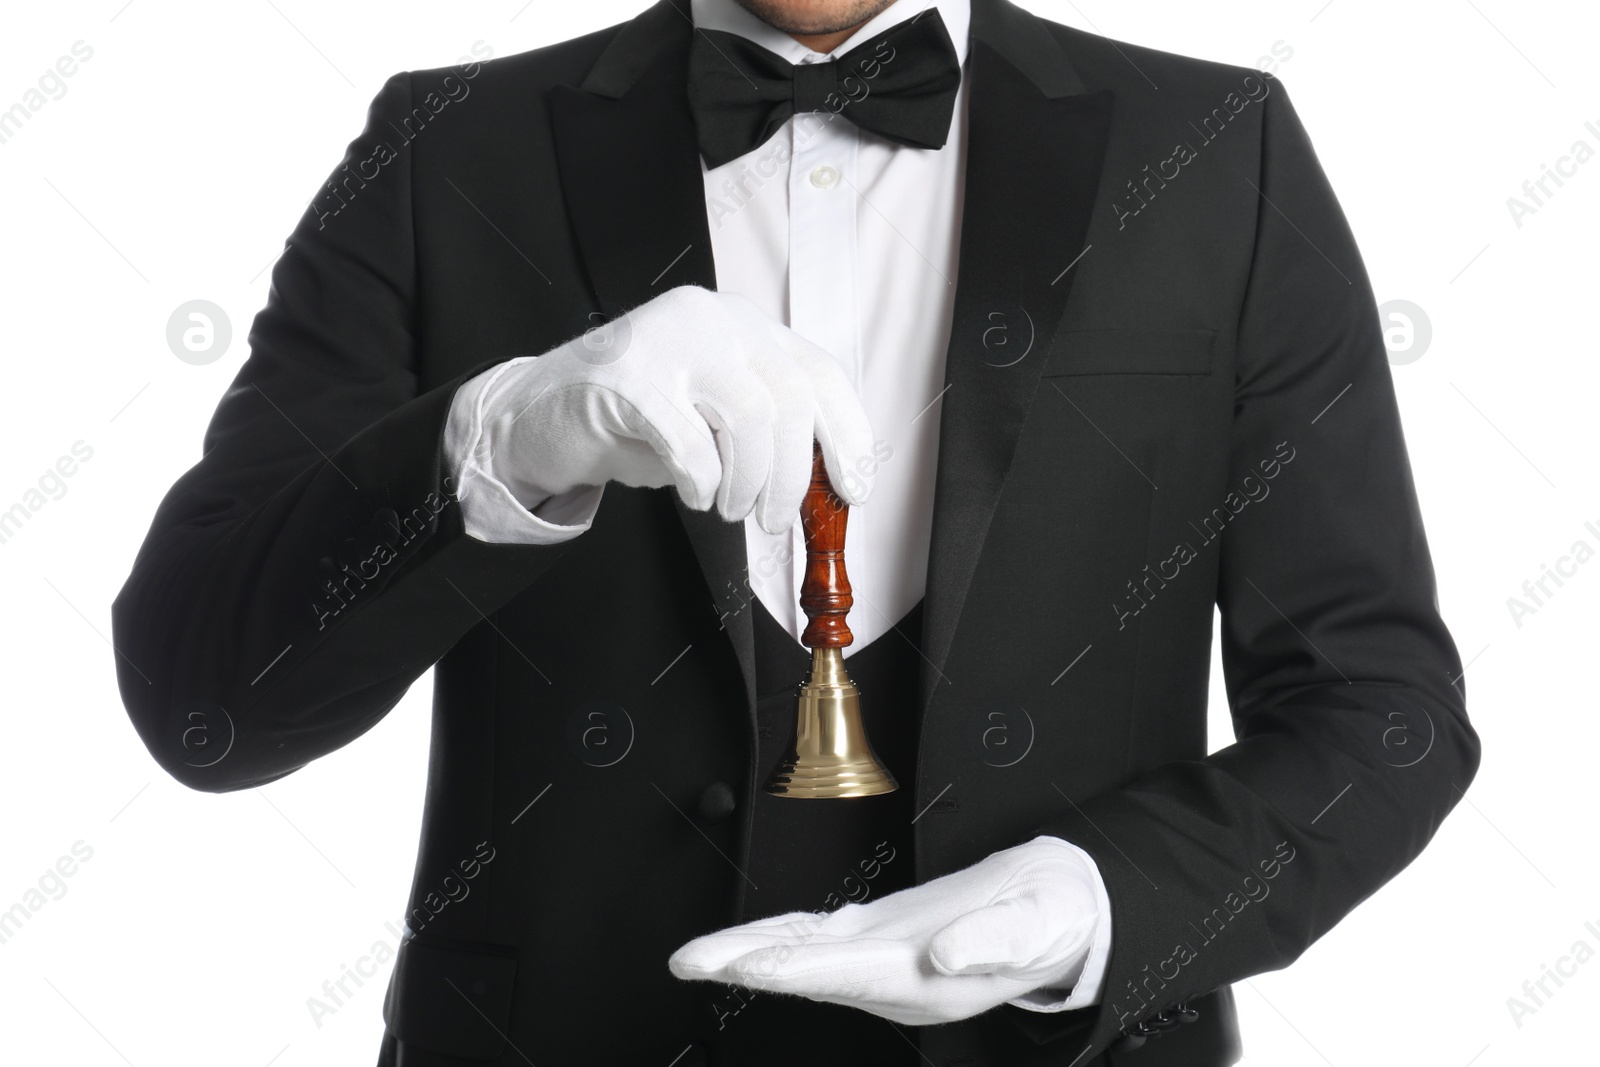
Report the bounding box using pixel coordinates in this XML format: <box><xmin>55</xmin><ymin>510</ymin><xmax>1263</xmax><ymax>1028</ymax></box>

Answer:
<box><xmin>764</xmin><ymin>444</ymin><xmax>898</xmax><ymax>799</ymax></box>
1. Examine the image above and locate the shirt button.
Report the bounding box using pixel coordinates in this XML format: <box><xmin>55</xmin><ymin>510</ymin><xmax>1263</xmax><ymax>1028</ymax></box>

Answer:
<box><xmin>809</xmin><ymin>165</ymin><xmax>839</xmax><ymax>189</ymax></box>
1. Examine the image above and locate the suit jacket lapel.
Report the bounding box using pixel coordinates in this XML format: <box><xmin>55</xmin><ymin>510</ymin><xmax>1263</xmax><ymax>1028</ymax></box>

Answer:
<box><xmin>920</xmin><ymin>0</ymin><xmax>1114</xmax><ymax>703</ymax></box>
<box><xmin>547</xmin><ymin>1</ymin><xmax>758</xmax><ymax>713</ymax></box>
<box><xmin>547</xmin><ymin>0</ymin><xmax>1115</xmax><ymax>732</ymax></box>
<box><xmin>547</xmin><ymin>2</ymin><xmax>714</xmax><ymax>313</ymax></box>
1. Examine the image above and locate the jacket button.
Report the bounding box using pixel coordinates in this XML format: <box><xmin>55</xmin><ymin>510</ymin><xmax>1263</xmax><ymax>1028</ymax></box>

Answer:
<box><xmin>697</xmin><ymin>782</ymin><xmax>736</xmax><ymax>823</ymax></box>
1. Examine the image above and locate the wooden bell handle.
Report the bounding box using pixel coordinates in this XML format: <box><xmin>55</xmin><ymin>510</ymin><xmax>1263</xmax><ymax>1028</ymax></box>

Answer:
<box><xmin>798</xmin><ymin>442</ymin><xmax>853</xmax><ymax>649</ymax></box>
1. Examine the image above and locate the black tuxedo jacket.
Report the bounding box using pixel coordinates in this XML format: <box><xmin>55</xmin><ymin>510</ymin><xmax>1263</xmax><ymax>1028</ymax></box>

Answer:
<box><xmin>113</xmin><ymin>1</ymin><xmax>1480</xmax><ymax>1063</ymax></box>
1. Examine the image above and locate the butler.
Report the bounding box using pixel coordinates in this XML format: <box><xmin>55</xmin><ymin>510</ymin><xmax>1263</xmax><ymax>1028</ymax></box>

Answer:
<box><xmin>113</xmin><ymin>0</ymin><xmax>1481</xmax><ymax>1064</ymax></box>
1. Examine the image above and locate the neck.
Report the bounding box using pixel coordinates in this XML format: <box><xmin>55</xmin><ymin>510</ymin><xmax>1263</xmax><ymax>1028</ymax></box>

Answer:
<box><xmin>789</xmin><ymin>23</ymin><xmax>872</xmax><ymax>53</ymax></box>
<box><xmin>780</xmin><ymin>0</ymin><xmax>903</xmax><ymax>54</ymax></box>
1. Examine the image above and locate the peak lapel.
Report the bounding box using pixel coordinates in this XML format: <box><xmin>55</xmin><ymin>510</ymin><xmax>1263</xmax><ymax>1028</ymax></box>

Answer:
<box><xmin>547</xmin><ymin>1</ymin><xmax>756</xmax><ymax>712</ymax></box>
<box><xmin>920</xmin><ymin>0</ymin><xmax>1114</xmax><ymax>702</ymax></box>
<box><xmin>547</xmin><ymin>2</ymin><xmax>715</xmax><ymax>313</ymax></box>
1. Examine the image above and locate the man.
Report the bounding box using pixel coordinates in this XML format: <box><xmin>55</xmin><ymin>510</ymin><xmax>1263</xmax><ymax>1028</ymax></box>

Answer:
<box><xmin>112</xmin><ymin>0</ymin><xmax>1480</xmax><ymax>1063</ymax></box>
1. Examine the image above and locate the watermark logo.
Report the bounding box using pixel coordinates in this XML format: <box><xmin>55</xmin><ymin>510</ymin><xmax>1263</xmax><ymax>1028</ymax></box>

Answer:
<box><xmin>566</xmin><ymin>700</ymin><xmax>635</xmax><ymax>767</ymax></box>
<box><xmin>1378</xmin><ymin>299</ymin><xmax>1432</xmax><ymax>366</ymax></box>
<box><xmin>979</xmin><ymin>304</ymin><xmax>1036</xmax><ymax>368</ymax></box>
<box><xmin>1380</xmin><ymin>703</ymin><xmax>1435</xmax><ymax>768</ymax></box>
<box><xmin>173</xmin><ymin>700</ymin><xmax>234</xmax><ymax>769</ymax></box>
<box><xmin>167</xmin><ymin>300</ymin><xmax>232</xmax><ymax>365</ymax></box>
<box><xmin>976</xmin><ymin>704</ymin><xmax>1035</xmax><ymax>767</ymax></box>
<box><xmin>563</xmin><ymin>308</ymin><xmax>633</xmax><ymax>367</ymax></box>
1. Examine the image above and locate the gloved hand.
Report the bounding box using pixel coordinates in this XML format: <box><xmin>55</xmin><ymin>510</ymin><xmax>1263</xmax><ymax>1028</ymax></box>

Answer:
<box><xmin>445</xmin><ymin>285</ymin><xmax>876</xmax><ymax>543</ymax></box>
<box><xmin>668</xmin><ymin>836</ymin><xmax>1110</xmax><ymax>1025</ymax></box>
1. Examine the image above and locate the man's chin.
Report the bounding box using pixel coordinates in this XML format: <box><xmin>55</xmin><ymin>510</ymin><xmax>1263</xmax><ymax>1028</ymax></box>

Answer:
<box><xmin>730</xmin><ymin>0</ymin><xmax>900</xmax><ymax>38</ymax></box>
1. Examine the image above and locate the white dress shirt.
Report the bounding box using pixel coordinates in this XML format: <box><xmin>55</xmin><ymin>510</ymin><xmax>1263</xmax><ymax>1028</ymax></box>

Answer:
<box><xmin>442</xmin><ymin>0</ymin><xmax>1111</xmax><ymax>1012</ymax></box>
<box><xmin>691</xmin><ymin>0</ymin><xmax>968</xmax><ymax>657</ymax></box>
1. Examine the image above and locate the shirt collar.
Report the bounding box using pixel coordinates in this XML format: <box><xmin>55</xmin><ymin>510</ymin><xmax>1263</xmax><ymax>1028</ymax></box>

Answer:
<box><xmin>690</xmin><ymin>0</ymin><xmax>971</xmax><ymax>68</ymax></box>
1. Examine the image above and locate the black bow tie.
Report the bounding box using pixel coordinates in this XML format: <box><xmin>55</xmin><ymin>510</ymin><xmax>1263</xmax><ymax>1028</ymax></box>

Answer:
<box><xmin>687</xmin><ymin>10</ymin><xmax>962</xmax><ymax>170</ymax></box>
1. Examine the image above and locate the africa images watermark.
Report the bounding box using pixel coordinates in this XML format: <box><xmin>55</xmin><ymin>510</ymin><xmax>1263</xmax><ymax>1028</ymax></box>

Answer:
<box><xmin>1110</xmin><ymin>840</ymin><xmax>1297</xmax><ymax>1029</ymax></box>
<box><xmin>711</xmin><ymin>438</ymin><xmax>896</xmax><ymax>632</ymax></box>
<box><xmin>0</xmin><ymin>440</ymin><xmax>94</xmax><ymax>548</ymax></box>
<box><xmin>0</xmin><ymin>841</ymin><xmax>95</xmax><ymax>948</ymax></box>
<box><xmin>1505</xmin><ymin>917</ymin><xmax>1600</xmax><ymax>1030</ymax></box>
<box><xmin>1504</xmin><ymin>516</ymin><xmax>1600</xmax><ymax>629</ymax></box>
<box><xmin>1112</xmin><ymin>440</ymin><xmax>1297</xmax><ymax>630</ymax></box>
<box><xmin>1505</xmin><ymin>118</ymin><xmax>1600</xmax><ymax>230</ymax></box>
<box><xmin>707</xmin><ymin>32</ymin><xmax>902</xmax><ymax>227</ymax></box>
<box><xmin>1110</xmin><ymin>54</ymin><xmax>1292</xmax><ymax>232</ymax></box>
<box><xmin>175</xmin><ymin>472</ymin><xmax>471</xmax><ymax>774</ymax></box>
<box><xmin>309</xmin><ymin>41</ymin><xmax>494</xmax><ymax>231</ymax></box>
<box><xmin>311</xmin><ymin>476</ymin><xmax>462</xmax><ymax>631</ymax></box>
<box><xmin>305</xmin><ymin>840</ymin><xmax>497</xmax><ymax>1028</ymax></box>
<box><xmin>0</xmin><ymin>41</ymin><xmax>94</xmax><ymax>148</ymax></box>
<box><xmin>709</xmin><ymin>840</ymin><xmax>901</xmax><ymax>1031</ymax></box>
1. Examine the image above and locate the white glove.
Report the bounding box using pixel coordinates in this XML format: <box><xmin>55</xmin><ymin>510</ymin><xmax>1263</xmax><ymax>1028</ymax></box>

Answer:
<box><xmin>668</xmin><ymin>835</ymin><xmax>1112</xmax><ymax>1025</ymax></box>
<box><xmin>444</xmin><ymin>285</ymin><xmax>876</xmax><ymax>544</ymax></box>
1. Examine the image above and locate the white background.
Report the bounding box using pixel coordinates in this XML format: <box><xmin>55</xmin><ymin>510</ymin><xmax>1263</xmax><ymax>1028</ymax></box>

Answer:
<box><xmin>0</xmin><ymin>1</ymin><xmax>1595</xmax><ymax>1065</ymax></box>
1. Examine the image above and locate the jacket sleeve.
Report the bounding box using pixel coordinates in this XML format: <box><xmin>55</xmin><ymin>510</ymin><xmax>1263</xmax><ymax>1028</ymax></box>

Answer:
<box><xmin>112</xmin><ymin>72</ymin><xmax>569</xmax><ymax>793</ymax></box>
<box><xmin>1035</xmin><ymin>78</ymin><xmax>1481</xmax><ymax>1056</ymax></box>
